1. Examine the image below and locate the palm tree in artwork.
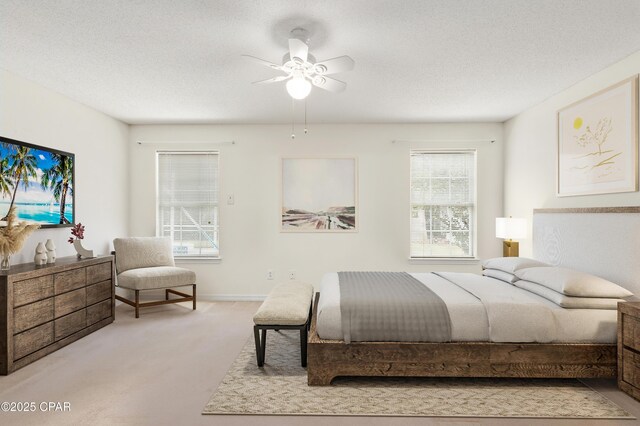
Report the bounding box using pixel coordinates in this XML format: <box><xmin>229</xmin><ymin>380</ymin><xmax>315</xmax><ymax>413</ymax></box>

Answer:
<box><xmin>0</xmin><ymin>143</ymin><xmax>16</xmax><ymax>202</ymax></box>
<box><xmin>0</xmin><ymin>156</ymin><xmax>13</xmax><ymax>200</ymax></box>
<box><xmin>41</xmin><ymin>153</ymin><xmax>73</xmax><ymax>224</ymax></box>
<box><xmin>1</xmin><ymin>146</ymin><xmax>38</xmax><ymax>221</ymax></box>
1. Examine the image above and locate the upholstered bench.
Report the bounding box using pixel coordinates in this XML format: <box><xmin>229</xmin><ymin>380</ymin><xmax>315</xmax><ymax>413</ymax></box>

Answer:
<box><xmin>253</xmin><ymin>282</ymin><xmax>314</xmax><ymax>367</ymax></box>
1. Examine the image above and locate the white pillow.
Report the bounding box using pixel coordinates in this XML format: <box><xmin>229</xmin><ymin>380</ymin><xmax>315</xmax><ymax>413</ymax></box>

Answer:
<box><xmin>515</xmin><ymin>266</ymin><xmax>633</xmax><ymax>298</ymax></box>
<box><xmin>482</xmin><ymin>268</ymin><xmax>519</xmax><ymax>284</ymax></box>
<box><xmin>515</xmin><ymin>280</ymin><xmax>625</xmax><ymax>309</ymax></box>
<box><xmin>481</xmin><ymin>257</ymin><xmax>549</xmax><ymax>274</ymax></box>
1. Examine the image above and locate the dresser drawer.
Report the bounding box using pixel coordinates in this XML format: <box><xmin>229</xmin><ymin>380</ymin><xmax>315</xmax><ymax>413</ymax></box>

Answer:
<box><xmin>13</xmin><ymin>275</ymin><xmax>54</xmax><ymax>307</ymax></box>
<box><xmin>623</xmin><ymin>314</ymin><xmax>640</xmax><ymax>352</ymax></box>
<box><xmin>55</xmin><ymin>309</ymin><xmax>86</xmax><ymax>340</ymax></box>
<box><xmin>54</xmin><ymin>268</ymin><xmax>86</xmax><ymax>294</ymax></box>
<box><xmin>55</xmin><ymin>288</ymin><xmax>86</xmax><ymax>317</ymax></box>
<box><xmin>87</xmin><ymin>299</ymin><xmax>112</xmax><ymax>326</ymax></box>
<box><xmin>14</xmin><ymin>322</ymin><xmax>54</xmax><ymax>360</ymax></box>
<box><xmin>86</xmin><ymin>280</ymin><xmax>112</xmax><ymax>305</ymax></box>
<box><xmin>14</xmin><ymin>298</ymin><xmax>54</xmax><ymax>334</ymax></box>
<box><xmin>86</xmin><ymin>262</ymin><xmax>111</xmax><ymax>285</ymax></box>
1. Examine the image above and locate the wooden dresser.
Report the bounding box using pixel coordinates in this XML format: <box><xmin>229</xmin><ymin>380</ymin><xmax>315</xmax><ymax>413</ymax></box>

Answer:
<box><xmin>618</xmin><ymin>301</ymin><xmax>640</xmax><ymax>400</ymax></box>
<box><xmin>0</xmin><ymin>255</ymin><xmax>114</xmax><ymax>375</ymax></box>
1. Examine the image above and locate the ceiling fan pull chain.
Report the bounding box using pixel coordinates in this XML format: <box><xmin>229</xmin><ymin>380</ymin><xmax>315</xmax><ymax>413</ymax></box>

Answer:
<box><xmin>291</xmin><ymin>99</ymin><xmax>296</xmax><ymax>139</ymax></box>
<box><xmin>304</xmin><ymin>100</ymin><xmax>308</xmax><ymax>135</ymax></box>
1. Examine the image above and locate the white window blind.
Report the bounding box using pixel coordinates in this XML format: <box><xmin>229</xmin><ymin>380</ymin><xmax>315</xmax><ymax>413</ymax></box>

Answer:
<box><xmin>156</xmin><ymin>151</ymin><xmax>219</xmax><ymax>258</ymax></box>
<box><xmin>410</xmin><ymin>151</ymin><xmax>476</xmax><ymax>258</ymax></box>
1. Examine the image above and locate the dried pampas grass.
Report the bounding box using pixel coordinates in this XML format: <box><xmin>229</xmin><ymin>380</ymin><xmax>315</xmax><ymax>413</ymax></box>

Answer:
<box><xmin>0</xmin><ymin>207</ymin><xmax>40</xmax><ymax>257</ymax></box>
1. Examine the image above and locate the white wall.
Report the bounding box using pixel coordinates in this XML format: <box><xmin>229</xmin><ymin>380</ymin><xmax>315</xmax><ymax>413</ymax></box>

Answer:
<box><xmin>0</xmin><ymin>69</ymin><xmax>129</xmax><ymax>264</ymax></box>
<box><xmin>504</xmin><ymin>51</ymin><xmax>640</xmax><ymax>257</ymax></box>
<box><xmin>129</xmin><ymin>123</ymin><xmax>503</xmax><ymax>299</ymax></box>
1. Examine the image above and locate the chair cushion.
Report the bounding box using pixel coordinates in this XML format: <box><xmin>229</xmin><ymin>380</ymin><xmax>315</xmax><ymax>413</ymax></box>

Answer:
<box><xmin>113</xmin><ymin>237</ymin><xmax>175</xmax><ymax>273</ymax></box>
<box><xmin>117</xmin><ymin>266</ymin><xmax>196</xmax><ymax>291</ymax></box>
<box><xmin>253</xmin><ymin>282</ymin><xmax>314</xmax><ymax>326</ymax></box>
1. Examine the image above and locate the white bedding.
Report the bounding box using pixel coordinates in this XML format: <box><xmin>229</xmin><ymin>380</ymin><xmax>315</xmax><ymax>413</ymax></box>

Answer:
<box><xmin>316</xmin><ymin>272</ymin><xmax>617</xmax><ymax>343</ymax></box>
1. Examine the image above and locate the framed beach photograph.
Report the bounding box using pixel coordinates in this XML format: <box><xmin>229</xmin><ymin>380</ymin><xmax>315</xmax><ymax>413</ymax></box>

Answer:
<box><xmin>0</xmin><ymin>136</ymin><xmax>74</xmax><ymax>227</ymax></box>
<box><xmin>557</xmin><ymin>75</ymin><xmax>639</xmax><ymax>197</ymax></box>
<box><xmin>281</xmin><ymin>158</ymin><xmax>357</xmax><ymax>232</ymax></box>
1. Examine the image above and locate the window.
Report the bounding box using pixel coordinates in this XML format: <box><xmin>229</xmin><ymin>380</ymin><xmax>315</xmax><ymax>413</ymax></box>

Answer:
<box><xmin>410</xmin><ymin>151</ymin><xmax>476</xmax><ymax>258</ymax></box>
<box><xmin>156</xmin><ymin>151</ymin><xmax>219</xmax><ymax>258</ymax></box>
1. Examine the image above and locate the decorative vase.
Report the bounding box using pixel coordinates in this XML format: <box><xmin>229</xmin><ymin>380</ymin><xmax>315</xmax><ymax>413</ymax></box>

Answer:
<box><xmin>1</xmin><ymin>254</ymin><xmax>10</xmax><ymax>271</ymax></box>
<box><xmin>45</xmin><ymin>239</ymin><xmax>56</xmax><ymax>263</ymax></box>
<box><xmin>73</xmin><ymin>239</ymin><xmax>94</xmax><ymax>259</ymax></box>
<box><xmin>34</xmin><ymin>242</ymin><xmax>48</xmax><ymax>266</ymax></box>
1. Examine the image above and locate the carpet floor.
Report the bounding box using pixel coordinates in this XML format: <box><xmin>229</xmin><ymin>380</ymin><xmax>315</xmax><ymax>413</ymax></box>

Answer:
<box><xmin>203</xmin><ymin>330</ymin><xmax>634</xmax><ymax>419</ymax></box>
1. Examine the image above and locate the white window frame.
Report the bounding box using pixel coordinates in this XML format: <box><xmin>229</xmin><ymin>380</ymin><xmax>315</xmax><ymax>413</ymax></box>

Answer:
<box><xmin>409</xmin><ymin>149</ymin><xmax>477</xmax><ymax>259</ymax></box>
<box><xmin>155</xmin><ymin>150</ymin><xmax>220</xmax><ymax>260</ymax></box>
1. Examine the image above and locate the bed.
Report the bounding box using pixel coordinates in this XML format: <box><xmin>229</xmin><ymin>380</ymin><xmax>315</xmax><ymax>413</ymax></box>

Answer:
<box><xmin>307</xmin><ymin>207</ymin><xmax>640</xmax><ymax>385</ymax></box>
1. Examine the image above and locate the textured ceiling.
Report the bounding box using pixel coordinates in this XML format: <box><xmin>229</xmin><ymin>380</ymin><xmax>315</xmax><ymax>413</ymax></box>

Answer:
<box><xmin>1</xmin><ymin>0</ymin><xmax>639</xmax><ymax>124</ymax></box>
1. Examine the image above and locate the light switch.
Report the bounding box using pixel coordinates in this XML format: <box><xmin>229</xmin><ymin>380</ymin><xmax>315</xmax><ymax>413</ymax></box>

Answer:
<box><xmin>227</xmin><ymin>194</ymin><xmax>234</xmax><ymax>205</ymax></box>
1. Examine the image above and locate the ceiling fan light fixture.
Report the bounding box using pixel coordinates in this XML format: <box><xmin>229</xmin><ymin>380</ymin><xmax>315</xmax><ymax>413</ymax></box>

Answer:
<box><xmin>244</xmin><ymin>26</ymin><xmax>354</xmax><ymax>102</ymax></box>
<box><xmin>286</xmin><ymin>75</ymin><xmax>312</xmax><ymax>100</ymax></box>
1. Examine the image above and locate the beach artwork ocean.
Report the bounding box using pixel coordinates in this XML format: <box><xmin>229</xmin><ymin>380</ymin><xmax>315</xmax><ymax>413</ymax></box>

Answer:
<box><xmin>0</xmin><ymin>140</ymin><xmax>73</xmax><ymax>226</ymax></box>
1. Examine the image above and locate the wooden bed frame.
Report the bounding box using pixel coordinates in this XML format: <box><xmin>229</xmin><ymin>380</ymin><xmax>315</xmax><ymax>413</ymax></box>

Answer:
<box><xmin>308</xmin><ymin>293</ymin><xmax>616</xmax><ymax>385</ymax></box>
<box><xmin>307</xmin><ymin>207</ymin><xmax>640</xmax><ymax>385</ymax></box>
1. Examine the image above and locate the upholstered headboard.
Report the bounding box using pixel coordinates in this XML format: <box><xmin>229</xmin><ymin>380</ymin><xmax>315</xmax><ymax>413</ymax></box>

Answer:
<box><xmin>533</xmin><ymin>207</ymin><xmax>640</xmax><ymax>296</ymax></box>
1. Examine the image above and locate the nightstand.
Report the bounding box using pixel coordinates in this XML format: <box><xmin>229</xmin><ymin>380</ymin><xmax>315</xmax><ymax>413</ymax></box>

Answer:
<box><xmin>618</xmin><ymin>302</ymin><xmax>640</xmax><ymax>401</ymax></box>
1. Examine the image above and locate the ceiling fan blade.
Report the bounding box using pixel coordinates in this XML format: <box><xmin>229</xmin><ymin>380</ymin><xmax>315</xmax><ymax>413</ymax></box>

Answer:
<box><xmin>312</xmin><ymin>76</ymin><xmax>346</xmax><ymax>92</ymax></box>
<box><xmin>288</xmin><ymin>38</ymin><xmax>308</xmax><ymax>63</ymax></box>
<box><xmin>252</xmin><ymin>75</ymin><xmax>290</xmax><ymax>84</ymax></box>
<box><xmin>314</xmin><ymin>56</ymin><xmax>355</xmax><ymax>75</ymax></box>
<box><xmin>241</xmin><ymin>55</ymin><xmax>282</xmax><ymax>70</ymax></box>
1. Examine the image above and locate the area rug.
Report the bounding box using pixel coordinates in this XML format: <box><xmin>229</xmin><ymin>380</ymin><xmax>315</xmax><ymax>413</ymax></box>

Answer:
<box><xmin>203</xmin><ymin>331</ymin><xmax>634</xmax><ymax>418</ymax></box>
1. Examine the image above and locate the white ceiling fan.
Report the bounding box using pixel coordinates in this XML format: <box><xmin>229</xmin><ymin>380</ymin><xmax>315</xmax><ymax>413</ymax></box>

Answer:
<box><xmin>243</xmin><ymin>28</ymin><xmax>355</xmax><ymax>100</ymax></box>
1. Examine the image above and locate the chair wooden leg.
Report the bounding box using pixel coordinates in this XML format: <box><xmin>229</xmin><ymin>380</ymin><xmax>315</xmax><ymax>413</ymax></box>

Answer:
<box><xmin>118</xmin><ymin>286</ymin><xmax>196</xmax><ymax>317</ymax></box>
<box><xmin>165</xmin><ymin>289</ymin><xmax>169</xmax><ymax>300</ymax></box>
<box><xmin>192</xmin><ymin>284</ymin><xmax>196</xmax><ymax>310</ymax></box>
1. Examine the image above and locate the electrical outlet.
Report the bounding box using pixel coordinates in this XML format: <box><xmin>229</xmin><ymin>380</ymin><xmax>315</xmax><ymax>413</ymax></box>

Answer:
<box><xmin>267</xmin><ymin>270</ymin><xmax>274</xmax><ymax>280</ymax></box>
<box><xmin>227</xmin><ymin>194</ymin><xmax>234</xmax><ymax>205</ymax></box>
<box><xmin>288</xmin><ymin>270</ymin><xmax>295</xmax><ymax>280</ymax></box>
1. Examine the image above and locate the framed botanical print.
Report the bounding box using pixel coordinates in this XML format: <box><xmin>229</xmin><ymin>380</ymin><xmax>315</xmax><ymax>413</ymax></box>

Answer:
<box><xmin>557</xmin><ymin>76</ymin><xmax>638</xmax><ymax>196</ymax></box>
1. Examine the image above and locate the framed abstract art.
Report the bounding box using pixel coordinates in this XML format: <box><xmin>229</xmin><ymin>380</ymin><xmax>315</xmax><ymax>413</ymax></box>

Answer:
<box><xmin>281</xmin><ymin>158</ymin><xmax>357</xmax><ymax>232</ymax></box>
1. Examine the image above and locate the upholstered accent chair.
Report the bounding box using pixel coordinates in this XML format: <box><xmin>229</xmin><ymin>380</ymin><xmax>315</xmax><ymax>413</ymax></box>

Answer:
<box><xmin>113</xmin><ymin>237</ymin><xmax>196</xmax><ymax>318</ymax></box>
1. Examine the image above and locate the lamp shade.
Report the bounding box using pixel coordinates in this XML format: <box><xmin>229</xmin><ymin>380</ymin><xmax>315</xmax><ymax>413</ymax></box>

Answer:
<box><xmin>495</xmin><ymin>217</ymin><xmax>526</xmax><ymax>239</ymax></box>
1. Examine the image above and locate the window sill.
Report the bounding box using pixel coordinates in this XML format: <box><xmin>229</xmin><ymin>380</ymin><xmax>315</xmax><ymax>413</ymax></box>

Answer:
<box><xmin>408</xmin><ymin>257</ymin><xmax>479</xmax><ymax>265</ymax></box>
<box><xmin>175</xmin><ymin>257</ymin><xmax>222</xmax><ymax>264</ymax></box>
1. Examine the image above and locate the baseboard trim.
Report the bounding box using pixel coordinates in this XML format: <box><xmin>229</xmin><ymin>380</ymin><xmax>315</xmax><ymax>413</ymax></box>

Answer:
<box><xmin>198</xmin><ymin>294</ymin><xmax>267</xmax><ymax>302</ymax></box>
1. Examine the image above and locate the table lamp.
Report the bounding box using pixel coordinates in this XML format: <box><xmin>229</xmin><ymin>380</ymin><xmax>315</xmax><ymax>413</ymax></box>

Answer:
<box><xmin>495</xmin><ymin>217</ymin><xmax>526</xmax><ymax>257</ymax></box>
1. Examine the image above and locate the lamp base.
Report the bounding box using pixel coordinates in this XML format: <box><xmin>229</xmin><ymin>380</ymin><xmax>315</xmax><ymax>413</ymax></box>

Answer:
<box><xmin>502</xmin><ymin>240</ymin><xmax>519</xmax><ymax>257</ymax></box>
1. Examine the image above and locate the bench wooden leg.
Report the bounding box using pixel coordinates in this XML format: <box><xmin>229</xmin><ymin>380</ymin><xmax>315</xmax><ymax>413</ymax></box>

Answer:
<box><xmin>300</xmin><ymin>326</ymin><xmax>308</xmax><ymax>367</ymax></box>
<box><xmin>260</xmin><ymin>329</ymin><xmax>267</xmax><ymax>363</ymax></box>
<box><xmin>254</xmin><ymin>326</ymin><xmax>264</xmax><ymax>367</ymax></box>
<box><xmin>135</xmin><ymin>290</ymin><xmax>140</xmax><ymax>319</ymax></box>
<box><xmin>192</xmin><ymin>284</ymin><xmax>197</xmax><ymax>310</ymax></box>
<box><xmin>253</xmin><ymin>322</ymin><xmax>310</xmax><ymax>368</ymax></box>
